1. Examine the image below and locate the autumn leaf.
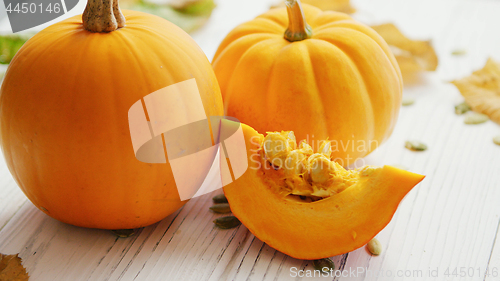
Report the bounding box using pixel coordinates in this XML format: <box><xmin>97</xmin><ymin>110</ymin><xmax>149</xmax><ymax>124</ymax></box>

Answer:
<box><xmin>451</xmin><ymin>58</ymin><xmax>500</xmax><ymax>124</ymax></box>
<box><xmin>0</xmin><ymin>253</ymin><xmax>29</xmax><ymax>281</ymax></box>
<box><xmin>272</xmin><ymin>0</ymin><xmax>355</xmax><ymax>13</ymax></box>
<box><xmin>123</xmin><ymin>0</ymin><xmax>216</xmax><ymax>33</ymax></box>
<box><xmin>371</xmin><ymin>23</ymin><xmax>438</xmax><ymax>73</ymax></box>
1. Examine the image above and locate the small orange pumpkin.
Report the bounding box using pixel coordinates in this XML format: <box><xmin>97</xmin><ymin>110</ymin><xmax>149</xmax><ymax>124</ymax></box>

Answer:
<box><xmin>0</xmin><ymin>0</ymin><xmax>223</xmax><ymax>229</ymax></box>
<box><xmin>222</xmin><ymin>121</ymin><xmax>424</xmax><ymax>259</ymax></box>
<box><xmin>213</xmin><ymin>0</ymin><xmax>402</xmax><ymax>166</ymax></box>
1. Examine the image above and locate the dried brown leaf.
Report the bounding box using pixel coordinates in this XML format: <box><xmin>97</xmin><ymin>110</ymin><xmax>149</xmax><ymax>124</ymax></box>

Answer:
<box><xmin>371</xmin><ymin>23</ymin><xmax>438</xmax><ymax>73</ymax></box>
<box><xmin>272</xmin><ymin>0</ymin><xmax>355</xmax><ymax>13</ymax></box>
<box><xmin>451</xmin><ymin>58</ymin><xmax>500</xmax><ymax>124</ymax></box>
<box><xmin>0</xmin><ymin>253</ymin><xmax>29</xmax><ymax>281</ymax></box>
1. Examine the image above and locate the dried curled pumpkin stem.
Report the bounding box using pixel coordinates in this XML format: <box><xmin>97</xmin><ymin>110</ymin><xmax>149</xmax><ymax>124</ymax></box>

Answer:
<box><xmin>83</xmin><ymin>0</ymin><xmax>125</xmax><ymax>33</ymax></box>
<box><xmin>284</xmin><ymin>0</ymin><xmax>312</xmax><ymax>42</ymax></box>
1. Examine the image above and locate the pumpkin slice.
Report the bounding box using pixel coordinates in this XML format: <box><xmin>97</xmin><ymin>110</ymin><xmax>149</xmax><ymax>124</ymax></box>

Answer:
<box><xmin>222</xmin><ymin>122</ymin><xmax>424</xmax><ymax>259</ymax></box>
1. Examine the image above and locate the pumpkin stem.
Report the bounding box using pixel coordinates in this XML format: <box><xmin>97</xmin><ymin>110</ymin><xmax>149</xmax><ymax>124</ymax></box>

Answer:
<box><xmin>284</xmin><ymin>0</ymin><xmax>312</xmax><ymax>42</ymax></box>
<box><xmin>82</xmin><ymin>0</ymin><xmax>125</xmax><ymax>33</ymax></box>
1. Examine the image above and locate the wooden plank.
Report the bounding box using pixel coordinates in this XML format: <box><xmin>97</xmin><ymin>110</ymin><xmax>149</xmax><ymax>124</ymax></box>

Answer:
<box><xmin>0</xmin><ymin>160</ymin><xmax>29</xmax><ymax>232</ymax></box>
<box><xmin>485</xmin><ymin>222</ymin><xmax>500</xmax><ymax>281</ymax></box>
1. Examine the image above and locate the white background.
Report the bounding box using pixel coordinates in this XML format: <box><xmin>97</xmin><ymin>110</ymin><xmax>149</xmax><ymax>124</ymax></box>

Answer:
<box><xmin>1</xmin><ymin>0</ymin><xmax>500</xmax><ymax>280</ymax></box>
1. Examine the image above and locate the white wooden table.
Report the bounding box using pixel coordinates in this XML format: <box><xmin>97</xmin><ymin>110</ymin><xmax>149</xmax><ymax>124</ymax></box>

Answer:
<box><xmin>1</xmin><ymin>0</ymin><xmax>500</xmax><ymax>280</ymax></box>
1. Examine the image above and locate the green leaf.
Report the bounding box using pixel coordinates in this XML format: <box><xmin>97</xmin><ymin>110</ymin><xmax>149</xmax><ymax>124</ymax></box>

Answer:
<box><xmin>125</xmin><ymin>0</ymin><xmax>216</xmax><ymax>33</ymax></box>
<box><xmin>0</xmin><ymin>35</ymin><xmax>30</xmax><ymax>64</ymax></box>
<box><xmin>173</xmin><ymin>0</ymin><xmax>216</xmax><ymax>15</ymax></box>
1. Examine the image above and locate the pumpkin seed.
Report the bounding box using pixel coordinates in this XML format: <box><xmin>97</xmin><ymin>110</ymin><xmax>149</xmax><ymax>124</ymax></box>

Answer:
<box><xmin>212</xmin><ymin>193</ymin><xmax>228</xmax><ymax>204</ymax></box>
<box><xmin>451</xmin><ymin>49</ymin><xmax>467</xmax><ymax>56</ymax></box>
<box><xmin>391</xmin><ymin>164</ymin><xmax>408</xmax><ymax>170</ymax></box>
<box><xmin>367</xmin><ymin>238</ymin><xmax>382</xmax><ymax>255</ymax></box>
<box><xmin>493</xmin><ymin>135</ymin><xmax>500</xmax><ymax>146</ymax></box>
<box><xmin>401</xmin><ymin>97</ymin><xmax>415</xmax><ymax>106</ymax></box>
<box><xmin>209</xmin><ymin>203</ymin><xmax>231</xmax><ymax>213</ymax></box>
<box><xmin>263</xmin><ymin>132</ymin><xmax>291</xmax><ymax>168</ymax></box>
<box><xmin>213</xmin><ymin>216</ymin><xmax>241</xmax><ymax>229</ymax></box>
<box><xmin>111</xmin><ymin>229</ymin><xmax>135</xmax><ymax>238</ymax></box>
<box><xmin>455</xmin><ymin>102</ymin><xmax>471</xmax><ymax>115</ymax></box>
<box><xmin>313</xmin><ymin>258</ymin><xmax>335</xmax><ymax>272</ymax></box>
<box><xmin>284</xmin><ymin>150</ymin><xmax>306</xmax><ymax>177</ymax></box>
<box><xmin>308</xmin><ymin>154</ymin><xmax>332</xmax><ymax>184</ymax></box>
<box><xmin>464</xmin><ymin>112</ymin><xmax>489</xmax><ymax>124</ymax></box>
<box><xmin>318</xmin><ymin>140</ymin><xmax>332</xmax><ymax>158</ymax></box>
<box><xmin>405</xmin><ymin>141</ymin><xmax>427</xmax><ymax>151</ymax></box>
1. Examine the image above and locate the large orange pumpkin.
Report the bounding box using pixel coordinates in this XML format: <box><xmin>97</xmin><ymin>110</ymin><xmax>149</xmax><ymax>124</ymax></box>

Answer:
<box><xmin>0</xmin><ymin>0</ymin><xmax>223</xmax><ymax>229</ymax></box>
<box><xmin>212</xmin><ymin>0</ymin><xmax>402</xmax><ymax>166</ymax></box>
<box><xmin>221</xmin><ymin>121</ymin><xmax>424</xmax><ymax>259</ymax></box>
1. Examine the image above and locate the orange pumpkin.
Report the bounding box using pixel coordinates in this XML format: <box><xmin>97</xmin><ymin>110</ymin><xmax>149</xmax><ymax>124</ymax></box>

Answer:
<box><xmin>212</xmin><ymin>0</ymin><xmax>402</xmax><ymax>166</ymax></box>
<box><xmin>221</xmin><ymin>121</ymin><xmax>424</xmax><ymax>259</ymax></box>
<box><xmin>0</xmin><ymin>0</ymin><xmax>223</xmax><ymax>229</ymax></box>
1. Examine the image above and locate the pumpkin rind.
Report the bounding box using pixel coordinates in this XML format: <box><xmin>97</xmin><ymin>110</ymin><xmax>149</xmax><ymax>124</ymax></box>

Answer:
<box><xmin>212</xmin><ymin>4</ymin><xmax>402</xmax><ymax>166</ymax></box>
<box><xmin>0</xmin><ymin>11</ymin><xmax>223</xmax><ymax>229</ymax></box>
<box><xmin>222</xmin><ymin>124</ymin><xmax>424</xmax><ymax>259</ymax></box>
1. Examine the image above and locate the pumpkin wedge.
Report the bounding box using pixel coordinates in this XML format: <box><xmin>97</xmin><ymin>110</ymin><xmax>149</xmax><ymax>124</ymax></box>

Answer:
<box><xmin>222</xmin><ymin>122</ymin><xmax>424</xmax><ymax>259</ymax></box>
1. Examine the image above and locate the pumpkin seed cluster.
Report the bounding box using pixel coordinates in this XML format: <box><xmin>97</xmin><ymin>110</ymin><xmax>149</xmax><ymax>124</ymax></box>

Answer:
<box><xmin>260</xmin><ymin>131</ymin><xmax>380</xmax><ymax>201</ymax></box>
<box><xmin>211</xmin><ymin>194</ymin><xmax>241</xmax><ymax>229</ymax></box>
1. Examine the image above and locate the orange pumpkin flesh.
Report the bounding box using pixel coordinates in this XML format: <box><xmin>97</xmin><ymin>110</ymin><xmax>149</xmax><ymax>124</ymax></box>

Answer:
<box><xmin>222</xmin><ymin>123</ymin><xmax>424</xmax><ymax>259</ymax></box>
<box><xmin>212</xmin><ymin>2</ymin><xmax>403</xmax><ymax>166</ymax></box>
<box><xmin>0</xmin><ymin>8</ymin><xmax>223</xmax><ymax>229</ymax></box>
